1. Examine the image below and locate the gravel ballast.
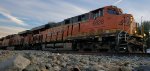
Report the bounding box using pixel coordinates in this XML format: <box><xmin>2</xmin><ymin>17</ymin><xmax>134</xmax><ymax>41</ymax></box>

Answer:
<box><xmin>0</xmin><ymin>50</ymin><xmax>150</xmax><ymax>71</ymax></box>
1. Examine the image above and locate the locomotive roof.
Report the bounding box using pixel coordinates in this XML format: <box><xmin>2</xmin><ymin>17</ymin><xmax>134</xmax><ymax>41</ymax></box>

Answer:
<box><xmin>31</xmin><ymin>22</ymin><xmax>56</xmax><ymax>31</ymax></box>
<box><xmin>31</xmin><ymin>25</ymin><xmax>46</xmax><ymax>31</ymax></box>
<box><xmin>0</xmin><ymin>38</ymin><xmax>3</xmax><ymax>41</ymax></box>
<box><xmin>29</xmin><ymin>5</ymin><xmax>119</xmax><ymax>31</ymax></box>
<box><xmin>18</xmin><ymin>30</ymin><xmax>31</xmax><ymax>35</ymax></box>
<box><xmin>5</xmin><ymin>34</ymin><xmax>16</xmax><ymax>39</ymax></box>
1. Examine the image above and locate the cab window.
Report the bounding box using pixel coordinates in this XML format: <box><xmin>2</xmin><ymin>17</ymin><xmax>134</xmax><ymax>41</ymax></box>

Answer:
<box><xmin>108</xmin><ymin>9</ymin><xmax>118</xmax><ymax>15</ymax></box>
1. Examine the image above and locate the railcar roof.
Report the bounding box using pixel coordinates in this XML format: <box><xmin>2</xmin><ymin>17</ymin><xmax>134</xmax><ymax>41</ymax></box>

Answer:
<box><xmin>18</xmin><ymin>30</ymin><xmax>30</xmax><ymax>35</ymax></box>
<box><xmin>31</xmin><ymin>22</ymin><xmax>56</xmax><ymax>31</ymax></box>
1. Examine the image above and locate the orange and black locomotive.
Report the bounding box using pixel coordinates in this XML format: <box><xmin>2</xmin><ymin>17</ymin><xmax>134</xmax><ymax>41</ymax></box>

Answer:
<box><xmin>0</xmin><ymin>6</ymin><xmax>146</xmax><ymax>53</ymax></box>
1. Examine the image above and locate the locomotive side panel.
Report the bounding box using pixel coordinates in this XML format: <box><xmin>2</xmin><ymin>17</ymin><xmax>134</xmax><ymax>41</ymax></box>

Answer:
<box><xmin>51</xmin><ymin>28</ymin><xmax>56</xmax><ymax>42</ymax></box>
<box><xmin>56</xmin><ymin>26</ymin><xmax>63</xmax><ymax>41</ymax></box>
<box><xmin>63</xmin><ymin>25</ymin><xmax>69</xmax><ymax>41</ymax></box>
<box><xmin>40</xmin><ymin>30</ymin><xmax>47</xmax><ymax>43</ymax></box>
<box><xmin>79</xmin><ymin>21</ymin><xmax>90</xmax><ymax>37</ymax></box>
<box><xmin>2</xmin><ymin>38</ymin><xmax>9</xmax><ymax>47</ymax></box>
<box><xmin>12</xmin><ymin>35</ymin><xmax>20</xmax><ymax>46</ymax></box>
<box><xmin>46</xmin><ymin>29</ymin><xmax>52</xmax><ymax>42</ymax></box>
<box><xmin>72</xmin><ymin>23</ymin><xmax>80</xmax><ymax>38</ymax></box>
<box><xmin>24</xmin><ymin>34</ymin><xmax>32</xmax><ymax>45</ymax></box>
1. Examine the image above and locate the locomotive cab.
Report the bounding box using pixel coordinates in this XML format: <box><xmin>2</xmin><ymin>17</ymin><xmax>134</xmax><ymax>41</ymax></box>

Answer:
<box><xmin>103</xmin><ymin>6</ymin><xmax>136</xmax><ymax>35</ymax></box>
<box><xmin>88</xmin><ymin>6</ymin><xmax>144</xmax><ymax>53</ymax></box>
<box><xmin>106</xmin><ymin>6</ymin><xmax>123</xmax><ymax>15</ymax></box>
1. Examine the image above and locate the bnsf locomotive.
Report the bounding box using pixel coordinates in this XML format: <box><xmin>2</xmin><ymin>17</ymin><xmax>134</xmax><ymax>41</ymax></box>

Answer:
<box><xmin>0</xmin><ymin>6</ymin><xmax>146</xmax><ymax>53</ymax></box>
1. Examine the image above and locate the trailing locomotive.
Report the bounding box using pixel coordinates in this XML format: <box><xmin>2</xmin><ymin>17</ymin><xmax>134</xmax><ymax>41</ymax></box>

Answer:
<box><xmin>0</xmin><ymin>6</ymin><xmax>146</xmax><ymax>53</ymax></box>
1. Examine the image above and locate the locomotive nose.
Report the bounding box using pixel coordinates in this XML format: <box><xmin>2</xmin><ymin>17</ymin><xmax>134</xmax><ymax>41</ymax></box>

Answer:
<box><xmin>123</xmin><ymin>14</ymin><xmax>133</xmax><ymax>25</ymax></box>
<box><xmin>122</xmin><ymin>14</ymin><xmax>136</xmax><ymax>34</ymax></box>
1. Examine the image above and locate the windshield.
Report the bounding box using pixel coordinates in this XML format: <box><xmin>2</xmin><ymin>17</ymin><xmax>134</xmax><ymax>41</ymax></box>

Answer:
<box><xmin>107</xmin><ymin>9</ymin><xmax>118</xmax><ymax>15</ymax></box>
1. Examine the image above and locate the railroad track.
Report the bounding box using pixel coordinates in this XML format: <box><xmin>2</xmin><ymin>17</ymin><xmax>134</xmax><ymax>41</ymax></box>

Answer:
<box><xmin>50</xmin><ymin>50</ymin><xmax>150</xmax><ymax>57</ymax></box>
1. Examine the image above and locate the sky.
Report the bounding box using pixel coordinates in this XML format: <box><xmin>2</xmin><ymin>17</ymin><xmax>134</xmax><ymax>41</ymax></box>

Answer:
<box><xmin>0</xmin><ymin>0</ymin><xmax>150</xmax><ymax>38</ymax></box>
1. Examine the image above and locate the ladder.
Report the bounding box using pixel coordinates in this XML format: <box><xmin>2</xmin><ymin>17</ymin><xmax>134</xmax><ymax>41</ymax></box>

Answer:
<box><xmin>116</xmin><ymin>31</ymin><xmax>129</xmax><ymax>52</ymax></box>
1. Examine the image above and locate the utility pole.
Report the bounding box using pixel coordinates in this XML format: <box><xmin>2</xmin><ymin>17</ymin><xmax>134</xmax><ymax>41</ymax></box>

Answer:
<box><xmin>141</xmin><ymin>16</ymin><xmax>145</xmax><ymax>52</ymax></box>
<box><xmin>141</xmin><ymin>16</ymin><xmax>143</xmax><ymax>35</ymax></box>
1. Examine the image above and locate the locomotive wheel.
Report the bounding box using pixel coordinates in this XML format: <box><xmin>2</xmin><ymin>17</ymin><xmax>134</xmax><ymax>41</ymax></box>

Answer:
<box><xmin>109</xmin><ymin>42</ymin><xmax>116</xmax><ymax>52</ymax></box>
<box><xmin>127</xmin><ymin>43</ymin><xmax>137</xmax><ymax>53</ymax></box>
<box><xmin>76</xmin><ymin>42</ymin><xmax>95</xmax><ymax>52</ymax></box>
<box><xmin>127</xmin><ymin>45</ymin><xmax>133</xmax><ymax>53</ymax></box>
<box><xmin>72</xmin><ymin>42</ymin><xmax>79</xmax><ymax>51</ymax></box>
<box><xmin>127</xmin><ymin>44</ymin><xmax>141</xmax><ymax>53</ymax></box>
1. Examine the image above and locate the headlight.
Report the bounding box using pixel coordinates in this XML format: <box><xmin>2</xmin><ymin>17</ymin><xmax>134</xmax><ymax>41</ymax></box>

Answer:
<box><xmin>130</xmin><ymin>16</ymin><xmax>133</xmax><ymax>22</ymax></box>
<box><xmin>135</xmin><ymin>31</ymin><xmax>137</xmax><ymax>33</ymax></box>
<box><xmin>144</xmin><ymin>33</ymin><xmax>146</xmax><ymax>37</ymax></box>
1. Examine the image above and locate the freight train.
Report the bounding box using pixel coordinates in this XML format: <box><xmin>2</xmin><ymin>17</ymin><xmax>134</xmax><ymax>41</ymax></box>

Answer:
<box><xmin>0</xmin><ymin>6</ymin><xmax>146</xmax><ymax>53</ymax></box>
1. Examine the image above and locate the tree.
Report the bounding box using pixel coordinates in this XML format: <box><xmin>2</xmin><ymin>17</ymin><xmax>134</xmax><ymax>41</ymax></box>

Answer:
<box><xmin>142</xmin><ymin>21</ymin><xmax>150</xmax><ymax>48</ymax></box>
<box><xmin>143</xmin><ymin>21</ymin><xmax>150</xmax><ymax>36</ymax></box>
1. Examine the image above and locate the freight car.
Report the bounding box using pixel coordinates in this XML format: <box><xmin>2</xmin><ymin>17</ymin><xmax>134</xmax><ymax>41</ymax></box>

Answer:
<box><xmin>0</xmin><ymin>6</ymin><xmax>146</xmax><ymax>53</ymax></box>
